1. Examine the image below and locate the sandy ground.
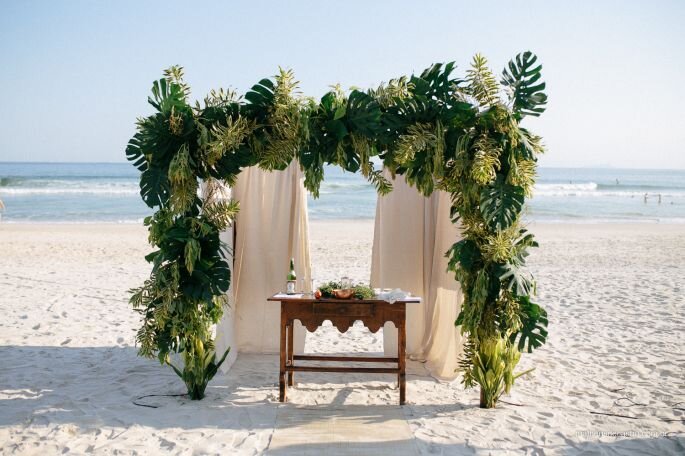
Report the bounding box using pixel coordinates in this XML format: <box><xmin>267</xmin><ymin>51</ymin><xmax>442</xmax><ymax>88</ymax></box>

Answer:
<box><xmin>0</xmin><ymin>221</ymin><xmax>684</xmax><ymax>455</ymax></box>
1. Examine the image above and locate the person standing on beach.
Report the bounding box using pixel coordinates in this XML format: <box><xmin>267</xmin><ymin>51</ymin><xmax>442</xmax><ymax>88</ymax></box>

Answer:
<box><xmin>658</xmin><ymin>194</ymin><xmax>662</xmax><ymax>204</ymax></box>
<box><xmin>644</xmin><ymin>193</ymin><xmax>648</xmax><ymax>203</ymax></box>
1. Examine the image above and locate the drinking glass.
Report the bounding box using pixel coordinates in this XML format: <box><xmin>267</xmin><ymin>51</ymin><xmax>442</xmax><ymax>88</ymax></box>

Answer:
<box><xmin>300</xmin><ymin>277</ymin><xmax>315</xmax><ymax>296</ymax></box>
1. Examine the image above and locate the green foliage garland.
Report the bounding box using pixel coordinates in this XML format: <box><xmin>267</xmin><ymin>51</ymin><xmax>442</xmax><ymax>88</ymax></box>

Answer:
<box><xmin>127</xmin><ymin>52</ymin><xmax>548</xmax><ymax>406</ymax></box>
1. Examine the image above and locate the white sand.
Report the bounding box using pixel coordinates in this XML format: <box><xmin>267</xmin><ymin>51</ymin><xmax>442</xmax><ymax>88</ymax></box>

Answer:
<box><xmin>1</xmin><ymin>221</ymin><xmax>684</xmax><ymax>454</ymax></box>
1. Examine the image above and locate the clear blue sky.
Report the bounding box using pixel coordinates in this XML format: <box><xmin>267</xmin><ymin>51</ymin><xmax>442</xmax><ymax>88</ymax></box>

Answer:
<box><xmin>1</xmin><ymin>0</ymin><xmax>683</xmax><ymax>168</ymax></box>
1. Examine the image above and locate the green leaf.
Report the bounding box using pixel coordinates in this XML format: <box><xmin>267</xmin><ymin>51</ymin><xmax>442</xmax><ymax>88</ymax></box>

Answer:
<box><xmin>494</xmin><ymin>229</ymin><xmax>538</xmax><ymax>295</ymax></box>
<box><xmin>345</xmin><ymin>90</ymin><xmax>382</xmax><ymax>136</ymax></box>
<box><xmin>324</xmin><ymin>119</ymin><xmax>348</xmax><ymax>141</ymax></box>
<box><xmin>412</xmin><ymin>62</ymin><xmax>457</xmax><ymax>101</ymax></box>
<box><xmin>140</xmin><ymin>165</ymin><xmax>170</xmax><ymax>208</ymax></box>
<box><xmin>125</xmin><ymin>133</ymin><xmax>148</xmax><ymax>173</ymax></box>
<box><xmin>447</xmin><ymin>239</ymin><xmax>482</xmax><ymax>272</ymax></box>
<box><xmin>480</xmin><ymin>181</ymin><xmax>525</xmax><ymax>231</ymax></box>
<box><xmin>333</xmin><ymin>105</ymin><xmax>346</xmax><ymax>120</ymax></box>
<box><xmin>501</xmin><ymin>51</ymin><xmax>548</xmax><ymax>118</ymax></box>
<box><xmin>509</xmin><ymin>296</ymin><xmax>548</xmax><ymax>352</ymax></box>
<box><xmin>167</xmin><ymin>361</ymin><xmax>185</xmax><ymax>379</ymax></box>
<box><xmin>148</xmin><ymin>78</ymin><xmax>188</xmax><ymax>114</ymax></box>
<box><xmin>144</xmin><ymin>250</ymin><xmax>161</xmax><ymax>263</ymax></box>
<box><xmin>496</xmin><ymin>261</ymin><xmax>534</xmax><ymax>296</ymax></box>
<box><xmin>244</xmin><ymin>78</ymin><xmax>275</xmax><ymax>108</ymax></box>
<box><xmin>455</xmin><ymin>310</ymin><xmax>465</xmax><ymax>326</ymax></box>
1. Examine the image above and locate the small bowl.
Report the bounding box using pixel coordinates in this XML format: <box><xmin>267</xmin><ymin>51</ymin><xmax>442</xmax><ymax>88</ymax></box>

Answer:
<box><xmin>333</xmin><ymin>289</ymin><xmax>354</xmax><ymax>299</ymax></box>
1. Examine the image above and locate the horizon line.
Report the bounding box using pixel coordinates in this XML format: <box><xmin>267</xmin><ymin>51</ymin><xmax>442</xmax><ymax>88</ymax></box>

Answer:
<box><xmin>1</xmin><ymin>161</ymin><xmax>684</xmax><ymax>172</ymax></box>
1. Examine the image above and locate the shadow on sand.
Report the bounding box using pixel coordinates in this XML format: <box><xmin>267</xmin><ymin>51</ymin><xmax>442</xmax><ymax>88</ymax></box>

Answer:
<box><xmin>2</xmin><ymin>345</ymin><xmax>683</xmax><ymax>454</ymax></box>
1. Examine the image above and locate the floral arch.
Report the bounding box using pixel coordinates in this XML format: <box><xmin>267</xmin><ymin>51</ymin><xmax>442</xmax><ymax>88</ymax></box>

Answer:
<box><xmin>127</xmin><ymin>52</ymin><xmax>549</xmax><ymax>408</ymax></box>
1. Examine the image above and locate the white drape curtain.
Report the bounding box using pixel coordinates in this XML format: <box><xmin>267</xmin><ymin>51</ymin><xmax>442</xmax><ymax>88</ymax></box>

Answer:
<box><xmin>370</xmin><ymin>173</ymin><xmax>464</xmax><ymax>381</ymax></box>
<box><xmin>215</xmin><ymin>162</ymin><xmax>310</xmax><ymax>373</ymax></box>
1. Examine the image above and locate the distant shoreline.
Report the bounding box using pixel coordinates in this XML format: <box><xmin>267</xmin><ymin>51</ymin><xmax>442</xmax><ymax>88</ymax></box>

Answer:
<box><xmin>2</xmin><ymin>161</ymin><xmax>685</xmax><ymax>171</ymax></box>
<box><xmin>2</xmin><ymin>220</ymin><xmax>684</xmax><ymax>231</ymax></box>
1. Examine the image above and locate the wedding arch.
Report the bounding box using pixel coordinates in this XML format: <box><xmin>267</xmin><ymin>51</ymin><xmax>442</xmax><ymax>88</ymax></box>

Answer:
<box><xmin>126</xmin><ymin>52</ymin><xmax>549</xmax><ymax>408</ymax></box>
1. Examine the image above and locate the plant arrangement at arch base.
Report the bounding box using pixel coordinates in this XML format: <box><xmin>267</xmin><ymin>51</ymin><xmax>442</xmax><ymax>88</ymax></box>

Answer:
<box><xmin>127</xmin><ymin>52</ymin><xmax>549</xmax><ymax>406</ymax></box>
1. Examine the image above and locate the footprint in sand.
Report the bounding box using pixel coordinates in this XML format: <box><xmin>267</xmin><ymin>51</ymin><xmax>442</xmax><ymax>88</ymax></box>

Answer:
<box><xmin>117</xmin><ymin>337</ymin><xmax>125</xmax><ymax>344</ymax></box>
<box><xmin>61</xmin><ymin>311</ymin><xmax>68</xmax><ymax>317</ymax></box>
<box><xmin>61</xmin><ymin>338</ymin><xmax>72</xmax><ymax>346</ymax></box>
<box><xmin>32</xmin><ymin>323</ymin><xmax>41</xmax><ymax>330</ymax></box>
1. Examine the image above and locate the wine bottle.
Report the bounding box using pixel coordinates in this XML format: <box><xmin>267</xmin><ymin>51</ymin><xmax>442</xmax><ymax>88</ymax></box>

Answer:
<box><xmin>286</xmin><ymin>258</ymin><xmax>296</xmax><ymax>294</ymax></box>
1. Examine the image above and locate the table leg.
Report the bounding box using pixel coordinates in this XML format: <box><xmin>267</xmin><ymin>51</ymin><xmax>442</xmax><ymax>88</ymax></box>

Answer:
<box><xmin>279</xmin><ymin>305</ymin><xmax>287</xmax><ymax>402</ymax></box>
<box><xmin>287</xmin><ymin>320</ymin><xmax>295</xmax><ymax>386</ymax></box>
<box><xmin>398</xmin><ymin>318</ymin><xmax>406</xmax><ymax>405</ymax></box>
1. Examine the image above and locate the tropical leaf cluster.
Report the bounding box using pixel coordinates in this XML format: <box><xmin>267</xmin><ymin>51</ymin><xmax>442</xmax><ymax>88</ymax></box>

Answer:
<box><xmin>441</xmin><ymin>54</ymin><xmax>548</xmax><ymax>407</ymax></box>
<box><xmin>127</xmin><ymin>53</ymin><xmax>548</xmax><ymax>404</ymax></box>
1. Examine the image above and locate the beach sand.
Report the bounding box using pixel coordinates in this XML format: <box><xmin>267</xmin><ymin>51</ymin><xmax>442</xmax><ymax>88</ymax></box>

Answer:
<box><xmin>1</xmin><ymin>221</ymin><xmax>683</xmax><ymax>454</ymax></box>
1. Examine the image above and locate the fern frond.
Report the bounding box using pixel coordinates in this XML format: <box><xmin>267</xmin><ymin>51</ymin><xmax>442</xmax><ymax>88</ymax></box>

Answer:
<box><xmin>208</xmin><ymin>115</ymin><xmax>254</xmax><ymax>166</ymax></box>
<box><xmin>465</xmin><ymin>54</ymin><xmax>500</xmax><ymax>108</ymax></box>
<box><xmin>168</xmin><ymin>106</ymin><xmax>184</xmax><ymax>136</ymax></box>
<box><xmin>507</xmin><ymin>158</ymin><xmax>537</xmax><ymax>196</ymax></box>
<box><xmin>459</xmin><ymin>335</ymin><xmax>477</xmax><ymax>388</ymax></box>
<box><xmin>258</xmin><ymin>68</ymin><xmax>304</xmax><ymax>170</ymax></box>
<box><xmin>351</xmin><ymin>133</ymin><xmax>371</xmax><ymax>176</ymax></box>
<box><xmin>204</xmin><ymin>87</ymin><xmax>240</xmax><ymax>108</ymax></box>
<box><xmin>470</xmin><ymin>136</ymin><xmax>501</xmax><ymax>185</ymax></box>
<box><xmin>395</xmin><ymin>123</ymin><xmax>436</xmax><ymax>164</ymax></box>
<box><xmin>184</xmin><ymin>238</ymin><xmax>201</xmax><ymax>274</ymax></box>
<box><xmin>168</xmin><ymin>144</ymin><xmax>198</xmax><ymax>213</ymax></box>
<box><xmin>203</xmin><ymin>199</ymin><xmax>240</xmax><ymax>231</ymax></box>
<box><xmin>164</xmin><ymin>65</ymin><xmax>190</xmax><ymax>100</ymax></box>
<box><xmin>367</xmin><ymin>169</ymin><xmax>393</xmax><ymax>195</ymax></box>
<box><xmin>369</xmin><ymin>76</ymin><xmax>414</xmax><ymax>108</ymax></box>
<box><xmin>433</xmin><ymin>120</ymin><xmax>445</xmax><ymax>178</ymax></box>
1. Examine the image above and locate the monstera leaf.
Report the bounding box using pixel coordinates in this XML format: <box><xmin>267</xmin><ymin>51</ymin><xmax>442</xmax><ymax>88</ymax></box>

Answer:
<box><xmin>346</xmin><ymin>90</ymin><xmax>382</xmax><ymax>137</ymax></box>
<box><xmin>447</xmin><ymin>239</ymin><xmax>482</xmax><ymax>273</ymax></box>
<box><xmin>412</xmin><ymin>62</ymin><xmax>457</xmax><ymax>101</ymax></box>
<box><xmin>244</xmin><ymin>78</ymin><xmax>275</xmax><ymax>111</ymax></box>
<box><xmin>148</xmin><ymin>78</ymin><xmax>188</xmax><ymax>114</ymax></box>
<box><xmin>495</xmin><ymin>261</ymin><xmax>534</xmax><ymax>296</ymax></box>
<box><xmin>510</xmin><ymin>296</ymin><xmax>548</xmax><ymax>352</ymax></box>
<box><xmin>125</xmin><ymin>132</ymin><xmax>148</xmax><ymax>173</ymax></box>
<box><xmin>501</xmin><ymin>52</ymin><xmax>547</xmax><ymax>118</ymax></box>
<box><xmin>182</xmin><ymin>258</ymin><xmax>230</xmax><ymax>301</ymax></box>
<box><xmin>480</xmin><ymin>181</ymin><xmax>525</xmax><ymax>231</ymax></box>
<box><xmin>494</xmin><ymin>229</ymin><xmax>538</xmax><ymax>296</ymax></box>
<box><xmin>139</xmin><ymin>165</ymin><xmax>170</xmax><ymax>208</ymax></box>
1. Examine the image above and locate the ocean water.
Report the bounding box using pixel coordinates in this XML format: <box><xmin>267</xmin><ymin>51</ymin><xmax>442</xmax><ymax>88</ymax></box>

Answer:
<box><xmin>0</xmin><ymin>162</ymin><xmax>684</xmax><ymax>223</ymax></box>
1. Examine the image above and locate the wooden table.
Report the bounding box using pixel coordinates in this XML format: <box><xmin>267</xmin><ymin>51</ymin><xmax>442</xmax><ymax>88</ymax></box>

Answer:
<box><xmin>267</xmin><ymin>294</ymin><xmax>420</xmax><ymax>405</ymax></box>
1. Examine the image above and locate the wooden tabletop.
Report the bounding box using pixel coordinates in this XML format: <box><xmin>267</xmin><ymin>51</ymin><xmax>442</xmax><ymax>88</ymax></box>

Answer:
<box><xmin>267</xmin><ymin>293</ymin><xmax>421</xmax><ymax>304</ymax></box>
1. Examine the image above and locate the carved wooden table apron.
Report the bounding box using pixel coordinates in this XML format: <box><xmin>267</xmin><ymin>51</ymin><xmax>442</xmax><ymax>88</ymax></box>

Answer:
<box><xmin>267</xmin><ymin>295</ymin><xmax>420</xmax><ymax>405</ymax></box>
